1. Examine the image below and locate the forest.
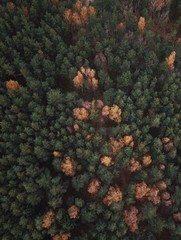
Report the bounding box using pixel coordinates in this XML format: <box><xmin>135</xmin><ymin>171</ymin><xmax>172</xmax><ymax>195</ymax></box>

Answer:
<box><xmin>0</xmin><ymin>0</ymin><xmax>181</xmax><ymax>239</ymax></box>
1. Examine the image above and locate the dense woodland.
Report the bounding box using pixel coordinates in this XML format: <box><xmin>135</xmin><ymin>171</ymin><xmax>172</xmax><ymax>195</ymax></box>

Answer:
<box><xmin>0</xmin><ymin>0</ymin><xmax>181</xmax><ymax>239</ymax></box>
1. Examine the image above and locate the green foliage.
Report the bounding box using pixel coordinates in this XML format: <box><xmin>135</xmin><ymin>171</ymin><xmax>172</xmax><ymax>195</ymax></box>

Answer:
<box><xmin>0</xmin><ymin>0</ymin><xmax>180</xmax><ymax>239</ymax></box>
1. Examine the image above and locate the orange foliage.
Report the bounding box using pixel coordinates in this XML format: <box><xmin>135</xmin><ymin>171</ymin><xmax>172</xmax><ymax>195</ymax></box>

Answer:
<box><xmin>74</xmin><ymin>0</ymin><xmax>82</xmax><ymax>12</ymax></box>
<box><xmin>83</xmin><ymin>67</ymin><xmax>98</xmax><ymax>90</ymax></box>
<box><xmin>88</xmin><ymin>6</ymin><xmax>96</xmax><ymax>16</ymax></box>
<box><xmin>100</xmin><ymin>156</ymin><xmax>114</xmax><ymax>167</ymax></box>
<box><xmin>109</xmin><ymin>104</ymin><xmax>122</xmax><ymax>123</ymax></box>
<box><xmin>61</xmin><ymin>157</ymin><xmax>76</xmax><ymax>176</ymax></box>
<box><xmin>42</xmin><ymin>210</ymin><xmax>55</xmax><ymax>229</ymax></box>
<box><xmin>73</xmin><ymin>71</ymin><xmax>84</xmax><ymax>88</ymax></box>
<box><xmin>147</xmin><ymin>186</ymin><xmax>160</xmax><ymax>205</ymax></box>
<box><xmin>135</xmin><ymin>182</ymin><xmax>150</xmax><ymax>200</ymax></box>
<box><xmin>73</xmin><ymin>107</ymin><xmax>89</xmax><ymax>121</ymax></box>
<box><xmin>102</xmin><ymin>105</ymin><xmax>122</xmax><ymax>123</ymax></box>
<box><xmin>85</xmin><ymin>67</ymin><xmax>96</xmax><ymax>78</ymax></box>
<box><xmin>64</xmin><ymin>9</ymin><xmax>72</xmax><ymax>23</ymax></box>
<box><xmin>135</xmin><ymin>182</ymin><xmax>160</xmax><ymax>205</ymax></box>
<box><xmin>165</xmin><ymin>51</ymin><xmax>176</xmax><ymax>70</ymax></box>
<box><xmin>103</xmin><ymin>185</ymin><xmax>123</xmax><ymax>206</ymax></box>
<box><xmin>129</xmin><ymin>155</ymin><xmax>152</xmax><ymax>172</ymax></box>
<box><xmin>162</xmin><ymin>137</ymin><xmax>174</xmax><ymax>152</ymax></box>
<box><xmin>72</xmin><ymin>12</ymin><xmax>82</xmax><ymax>26</ymax></box>
<box><xmin>142</xmin><ymin>155</ymin><xmax>152</xmax><ymax>167</ymax></box>
<box><xmin>116</xmin><ymin>22</ymin><xmax>125</xmax><ymax>31</ymax></box>
<box><xmin>64</xmin><ymin>0</ymin><xmax>96</xmax><ymax>28</ymax></box>
<box><xmin>123</xmin><ymin>206</ymin><xmax>141</xmax><ymax>232</ymax></box>
<box><xmin>68</xmin><ymin>205</ymin><xmax>80</xmax><ymax>219</ymax></box>
<box><xmin>123</xmin><ymin>135</ymin><xmax>134</xmax><ymax>147</ymax></box>
<box><xmin>128</xmin><ymin>159</ymin><xmax>142</xmax><ymax>172</ymax></box>
<box><xmin>53</xmin><ymin>151</ymin><xmax>62</xmax><ymax>157</ymax></box>
<box><xmin>6</xmin><ymin>80</ymin><xmax>21</xmax><ymax>91</ymax></box>
<box><xmin>138</xmin><ymin>16</ymin><xmax>145</xmax><ymax>32</ymax></box>
<box><xmin>109</xmin><ymin>135</ymin><xmax>134</xmax><ymax>155</ymax></box>
<box><xmin>52</xmin><ymin>233</ymin><xmax>71</xmax><ymax>240</ymax></box>
<box><xmin>80</xmin><ymin>6</ymin><xmax>89</xmax><ymax>22</ymax></box>
<box><xmin>87</xmin><ymin>178</ymin><xmax>101</xmax><ymax>194</ymax></box>
<box><xmin>73</xmin><ymin>67</ymin><xmax>98</xmax><ymax>90</ymax></box>
<box><xmin>162</xmin><ymin>137</ymin><xmax>170</xmax><ymax>143</ymax></box>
